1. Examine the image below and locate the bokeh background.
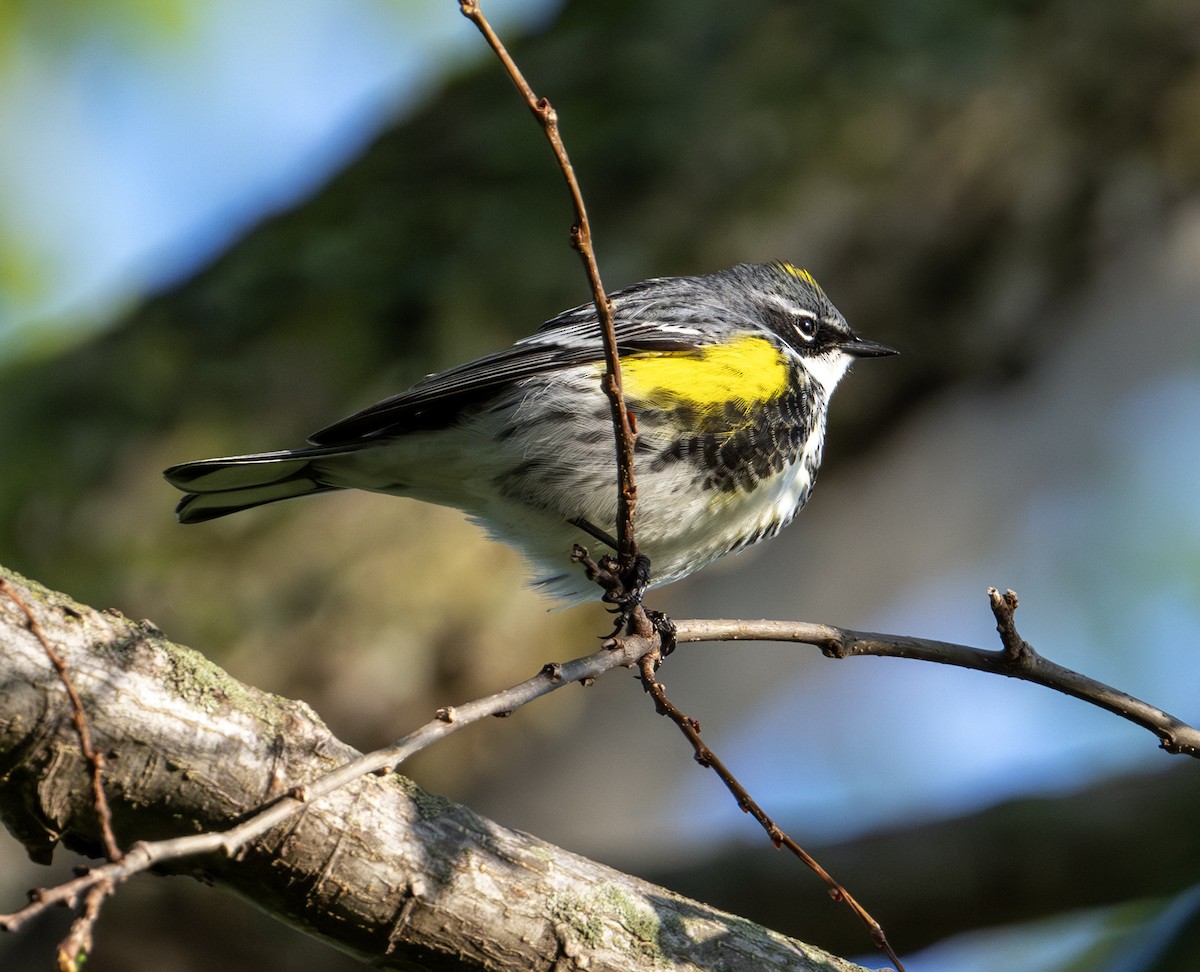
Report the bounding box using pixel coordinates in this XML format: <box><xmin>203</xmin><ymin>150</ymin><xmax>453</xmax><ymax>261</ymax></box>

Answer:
<box><xmin>2</xmin><ymin>1</ymin><xmax>1199</xmax><ymax>969</ymax></box>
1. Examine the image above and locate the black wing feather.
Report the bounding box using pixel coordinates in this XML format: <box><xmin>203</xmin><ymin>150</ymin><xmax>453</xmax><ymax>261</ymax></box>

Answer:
<box><xmin>308</xmin><ymin>276</ymin><xmax>747</xmax><ymax>445</ymax></box>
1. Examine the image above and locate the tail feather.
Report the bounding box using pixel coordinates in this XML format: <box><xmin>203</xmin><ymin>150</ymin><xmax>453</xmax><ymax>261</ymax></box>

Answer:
<box><xmin>164</xmin><ymin>449</ymin><xmax>345</xmax><ymax>524</ymax></box>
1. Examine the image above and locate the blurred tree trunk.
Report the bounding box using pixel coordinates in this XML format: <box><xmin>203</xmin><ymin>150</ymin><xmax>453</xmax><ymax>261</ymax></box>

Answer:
<box><xmin>651</xmin><ymin>763</ymin><xmax>1200</xmax><ymax>955</ymax></box>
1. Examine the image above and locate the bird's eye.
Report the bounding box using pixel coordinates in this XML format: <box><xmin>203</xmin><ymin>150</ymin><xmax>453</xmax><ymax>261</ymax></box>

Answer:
<box><xmin>794</xmin><ymin>315</ymin><xmax>818</xmax><ymax>343</ymax></box>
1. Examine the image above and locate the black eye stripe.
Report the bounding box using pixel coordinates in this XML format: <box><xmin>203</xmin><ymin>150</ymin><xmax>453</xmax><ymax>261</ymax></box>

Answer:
<box><xmin>761</xmin><ymin>301</ymin><xmax>819</xmax><ymax>344</ymax></box>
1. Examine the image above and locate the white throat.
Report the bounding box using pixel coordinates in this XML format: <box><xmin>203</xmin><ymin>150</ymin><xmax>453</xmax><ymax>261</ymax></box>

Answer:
<box><xmin>799</xmin><ymin>349</ymin><xmax>854</xmax><ymax>397</ymax></box>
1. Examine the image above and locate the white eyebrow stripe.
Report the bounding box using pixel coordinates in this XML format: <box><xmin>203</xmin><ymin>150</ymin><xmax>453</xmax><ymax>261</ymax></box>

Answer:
<box><xmin>762</xmin><ymin>293</ymin><xmax>817</xmax><ymax>319</ymax></box>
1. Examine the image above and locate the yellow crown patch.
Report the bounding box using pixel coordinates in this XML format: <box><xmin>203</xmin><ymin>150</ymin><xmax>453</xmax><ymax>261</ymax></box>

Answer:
<box><xmin>777</xmin><ymin>262</ymin><xmax>824</xmax><ymax>294</ymax></box>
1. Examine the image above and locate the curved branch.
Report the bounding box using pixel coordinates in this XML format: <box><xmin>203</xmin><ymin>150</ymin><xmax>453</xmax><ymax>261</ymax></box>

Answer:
<box><xmin>675</xmin><ymin>590</ymin><xmax>1200</xmax><ymax>758</ymax></box>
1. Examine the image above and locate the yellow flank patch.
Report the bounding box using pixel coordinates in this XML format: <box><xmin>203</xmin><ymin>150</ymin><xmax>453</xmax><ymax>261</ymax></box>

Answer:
<box><xmin>618</xmin><ymin>335</ymin><xmax>789</xmax><ymax>409</ymax></box>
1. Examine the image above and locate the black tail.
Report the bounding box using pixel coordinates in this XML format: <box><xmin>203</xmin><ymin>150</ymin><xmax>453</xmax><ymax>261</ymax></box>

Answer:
<box><xmin>164</xmin><ymin>448</ymin><xmax>345</xmax><ymax>523</ymax></box>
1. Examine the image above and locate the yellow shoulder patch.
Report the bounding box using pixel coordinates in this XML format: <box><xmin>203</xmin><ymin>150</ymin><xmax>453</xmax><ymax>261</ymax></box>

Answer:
<box><xmin>619</xmin><ymin>335</ymin><xmax>789</xmax><ymax>410</ymax></box>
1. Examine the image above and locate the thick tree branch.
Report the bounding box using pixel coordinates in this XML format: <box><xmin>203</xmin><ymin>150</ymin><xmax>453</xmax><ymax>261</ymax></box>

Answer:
<box><xmin>0</xmin><ymin>579</ymin><xmax>121</xmax><ymax>862</ymax></box>
<box><xmin>0</xmin><ymin>564</ymin><xmax>870</xmax><ymax>972</ymax></box>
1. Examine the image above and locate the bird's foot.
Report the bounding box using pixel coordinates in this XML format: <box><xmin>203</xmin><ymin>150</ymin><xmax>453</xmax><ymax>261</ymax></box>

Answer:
<box><xmin>571</xmin><ymin>545</ymin><xmax>669</xmax><ymax>646</ymax></box>
<box><xmin>645</xmin><ymin>609</ymin><xmax>678</xmax><ymax>658</ymax></box>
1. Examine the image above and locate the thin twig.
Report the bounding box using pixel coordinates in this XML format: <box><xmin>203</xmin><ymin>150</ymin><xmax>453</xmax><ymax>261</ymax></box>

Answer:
<box><xmin>637</xmin><ymin>655</ymin><xmax>908</xmax><ymax>972</ymax></box>
<box><xmin>0</xmin><ymin>628</ymin><xmax>660</xmax><ymax>932</ymax></box>
<box><xmin>456</xmin><ymin>0</ymin><xmax>640</xmax><ymax>585</ymax></box>
<box><xmin>0</xmin><ymin>580</ymin><xmax>122</xmax><ymax>862</ymax></box>
<box><xmin>56</xmin><ymin>879</ymin><xmax>112</xmax><ymax>972</ymax></box>
<box><xmin>673</xmin><ymin>588</ymin><xmax>1200</xmax><ymax>758</ymax></box>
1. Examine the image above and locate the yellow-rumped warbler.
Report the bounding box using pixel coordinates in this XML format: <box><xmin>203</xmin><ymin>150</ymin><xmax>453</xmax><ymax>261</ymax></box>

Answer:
<box><xmin>164</xmin><ymin>262</ymin><xmax>895</xmax><ymax>603</ymax></box>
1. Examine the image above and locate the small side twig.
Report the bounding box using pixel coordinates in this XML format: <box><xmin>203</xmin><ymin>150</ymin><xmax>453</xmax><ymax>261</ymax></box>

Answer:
<box><xmin>0</xmin><ymin>580</ymin><xmax>122</xmax><ymax>863</ymax></box>
<box><xmin>637</xmin><ymin>655</ymin><xmax>907</xmax><ymax>972</ymax></box>
<box><xmin>988</xmin><ymin>586</ymin><xmax>1034</xmax><ymax>662</ymax></box>
<box><xmin>57</xmin><ymin>879</ymin><xmax>113</xmax><ymax>972</ymax></box>
<box><xmin>456</xmin><ymin>0</ymin><xmax>640</xmax><ymax>587</ymax></box>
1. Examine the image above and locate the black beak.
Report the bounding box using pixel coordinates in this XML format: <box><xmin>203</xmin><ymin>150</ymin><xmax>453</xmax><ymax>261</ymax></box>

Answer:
<box><xmin>843</xmin><ymin>336</ymin><xmax>898</xmax><ymax>358</ymax></box>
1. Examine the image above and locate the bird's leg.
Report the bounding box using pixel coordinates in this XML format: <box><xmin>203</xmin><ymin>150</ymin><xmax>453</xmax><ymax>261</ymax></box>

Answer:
<box><xmin>569</xmin><ymin>517</ymin><xmax>619</xmax><ymax>551</ymax></box>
